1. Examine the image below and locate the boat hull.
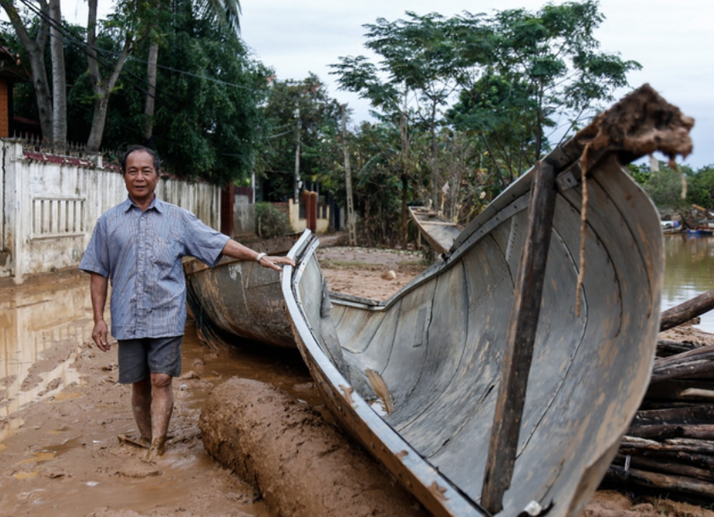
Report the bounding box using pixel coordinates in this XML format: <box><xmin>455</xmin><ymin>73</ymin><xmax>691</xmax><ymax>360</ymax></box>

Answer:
<box><xmin>283</xmin><ymin>152</ymin><xmax>664</xmax><ymax>517</ymax></box>
<box><xmin>184</xmin><ymin>236</ymin><xmax>298</xmax><ymax>348</ymax></box>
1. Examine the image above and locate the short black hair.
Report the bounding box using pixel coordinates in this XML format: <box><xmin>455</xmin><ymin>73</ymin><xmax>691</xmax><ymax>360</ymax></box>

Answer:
<box><xmin>120</xmin><ymin>145</ymin><xmax>161</xmax><ymax>174</ymax></box>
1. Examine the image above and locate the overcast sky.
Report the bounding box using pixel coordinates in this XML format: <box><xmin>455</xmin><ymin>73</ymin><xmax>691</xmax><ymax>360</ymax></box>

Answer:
<box><xmin>237</xmin><ymin>0</ymin><xmax>713</xmax><ymax>169</ymax></box>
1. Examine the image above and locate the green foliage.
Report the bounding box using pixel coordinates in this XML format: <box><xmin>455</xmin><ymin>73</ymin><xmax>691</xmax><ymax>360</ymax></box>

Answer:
<box><xmin>330</xmin><ymin>1</ymin><xmax>641</xmax><ymax>241</ymax></box>
<box><xmin>256</xmin><ymin>74</ymin><xmax>342</xmax><ymax>201</ymax></box>
<box><xmin>2</xmin><ymin>0</ymin><xmax>265</xmax><ymax>185</ymax></box>
<box><xmin>349</xmin><ymin>122</ymin><xmax>404</xmax><ymax>246</ymax></box>
<box><xmin>450</xmin><ymin>1</ymin><xmax>640</xmax><ymax>180</ymax></box>
<box><xmin>686</xmin><ymin>164</ymin><xmax>714</xmax><ymax>210</ymax></box>
<box><xmin>641</xmin><ymin>163</ymin><xmax>692</xmax><ymax>213</ymax></box>
<box><xmin>96</xmin><ymin>0</ymin><xmax>267</xmax><ymax>183</ymax></box>
<box><xmin>627</xmin><ymin>163</ymin><xmax>651</xmax><ymax>185</ymax></box>
<box><xmin>255</xmin><ymin>202</ymin><xmax>291</xmax><ymax>239</ymax></box>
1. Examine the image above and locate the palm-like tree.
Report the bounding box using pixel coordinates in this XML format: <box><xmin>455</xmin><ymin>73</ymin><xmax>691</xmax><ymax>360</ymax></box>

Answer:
<box><xmin>143</xmin><ymin>0</ymin><xmax>241</xmax><ymax>146</ymax></box>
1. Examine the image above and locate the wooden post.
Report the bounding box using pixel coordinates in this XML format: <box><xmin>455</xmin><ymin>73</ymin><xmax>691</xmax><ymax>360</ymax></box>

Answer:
<box><xmin>341</xmin><ymin>104</ymin><xmax>357</xmax><ymax>246</ymax></box>
<box><xmin>220</xmin><ymin>184</ymin><xmax>235</xmax><ymax>237</ymax></box>
<box><xmin>481</xmin><ymin>161</ymin><xmax>558</xmax><ymax>514</ymax></box>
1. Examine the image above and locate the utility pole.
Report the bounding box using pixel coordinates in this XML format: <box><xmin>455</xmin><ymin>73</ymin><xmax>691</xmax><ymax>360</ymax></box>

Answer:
<box><xmin>341</xmin><ymin>104</ymin><xmax>356</xmax><ymax>245</ymax></box>
<box><xmin>294</xmin><ymin>107</ymin><xmax>301</xmax><ymax>204</ymax></box>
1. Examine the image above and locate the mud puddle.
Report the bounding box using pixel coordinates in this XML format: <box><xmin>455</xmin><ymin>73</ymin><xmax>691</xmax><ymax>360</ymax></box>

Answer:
<box><xmin>0</xmin><ymin>273</ymin><xmax>323</xmax><ymax>517</ymax></box>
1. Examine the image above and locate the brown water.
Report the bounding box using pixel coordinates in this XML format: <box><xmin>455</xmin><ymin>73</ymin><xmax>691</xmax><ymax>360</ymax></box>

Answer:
<box><xmin>663</xmin><ymin>234</ymin><xmax>714</xmax><ymax>332</ymax></box>
<box><xmin>0</xmin><ymin>273</ymin><xmax>317</xmax><ymax>428</ymax></box>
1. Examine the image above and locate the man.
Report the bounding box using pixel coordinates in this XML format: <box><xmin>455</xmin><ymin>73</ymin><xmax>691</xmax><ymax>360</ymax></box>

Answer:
<box><xmin>80</xmin><ymin>145</ymin><xmax>294</xmax><ymax>459</ymax></box>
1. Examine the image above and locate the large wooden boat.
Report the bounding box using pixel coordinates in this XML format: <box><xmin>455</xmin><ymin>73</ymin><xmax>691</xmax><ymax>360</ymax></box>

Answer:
<box><xmin>281</xmin><ymin>87</ymin><xmax>691</xmax><ymax>517</ymax></box>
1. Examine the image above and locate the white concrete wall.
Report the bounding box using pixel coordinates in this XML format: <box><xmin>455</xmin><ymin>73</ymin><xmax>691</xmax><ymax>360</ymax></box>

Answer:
<box><xmin>234</xmin><ymin>194</ymin><xmax>255</xmax><ymax>237</ymax></box>
<box><xmin>0</xmin><ymin>140</ymin><xmax>222</xmax><ymax>283</ymax></box>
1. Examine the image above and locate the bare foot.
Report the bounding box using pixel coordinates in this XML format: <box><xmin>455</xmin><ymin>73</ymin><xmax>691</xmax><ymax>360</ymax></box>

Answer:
<box><xmin>146</xmin><ymin>436</ymin><xmax>167</xmax><ymax>460</ymax></box>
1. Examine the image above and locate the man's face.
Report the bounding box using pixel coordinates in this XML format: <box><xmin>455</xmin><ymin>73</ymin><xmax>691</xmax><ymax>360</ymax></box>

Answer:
<box><xmin>123</xmin><ymin>150</ymin><xmax>160</xmax><ymax>205</ymax></box>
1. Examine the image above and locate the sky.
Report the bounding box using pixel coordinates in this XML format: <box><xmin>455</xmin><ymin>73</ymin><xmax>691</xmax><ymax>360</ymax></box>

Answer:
<box><xmin>236</xmin><ymin>0</ymin><xmax>713</xmax><ymax>169</ymax></box>
<box><xmin>61</xmin><ymin>0</ymin><xmax>712</xmax><ymax>168</ymax></box>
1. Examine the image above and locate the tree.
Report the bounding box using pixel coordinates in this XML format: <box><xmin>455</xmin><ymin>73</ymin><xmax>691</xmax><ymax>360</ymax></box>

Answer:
<box><xmin>641</xmin><ymin>163</ymin><xmax>692</xmax><ymax>216</ymax></box>
<box><xmin>332</xmin><ymin>13</ymin><xmax>468</xmax><ymax>245</ymax></box>
<box><xmin>256</xmin><ymin>74</ymin><xmax>342</xmax><ymax>201</ymax></box>
<box><xmin>0</xmin><ymin>0</ymin><xmax>52</xmax><ymax>138</ymax></box>
<box><xmin>85</xmin><ymin>0</ymin><xmax>156</xmax><ymax>151</ymax></box>
<box><xmin>686</xmin><ymin>165</ymin><xmax>714</xmax><ymax>211</ymax></box>
<box><xmin>48</xmin><ymin>0</ymin><xmax>66</xmax><ymax>142</ymax></box>
<box><xmin>450</xmin><ymin>1</ymin><xmax>641</xmax><ymax>180</ymax></box>
<box><xmin>350</xmin><ymin>122</ymin><xmax>403</xmax><ymax>246</ymax></box>
<box><xmin>141</xmin><ymin>0</ymin><xmax>241</xmax><ymax>146</ymax></box>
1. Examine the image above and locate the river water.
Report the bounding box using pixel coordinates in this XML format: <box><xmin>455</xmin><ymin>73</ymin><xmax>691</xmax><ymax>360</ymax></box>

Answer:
<box><xmin>662</xmin><ymin>234</ymin><xmax>714</xmax><ymax>332</ymax></box>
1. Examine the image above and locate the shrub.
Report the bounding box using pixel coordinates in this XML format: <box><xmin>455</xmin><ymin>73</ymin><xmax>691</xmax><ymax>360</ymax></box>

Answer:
<box><xmin>255</xmin><ymin>202</ymin><xmax>291</xmax><ymax>239</ymax></box>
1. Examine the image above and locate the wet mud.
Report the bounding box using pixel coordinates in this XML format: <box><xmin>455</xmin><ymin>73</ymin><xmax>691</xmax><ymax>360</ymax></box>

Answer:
<box><xmin>201</xmin><ymin>378</ymin><xmax>428</xmax><ymax>517</ymax></box>
<box><xmin>0</xmin><ymin>250</ymin><xmax>422</xmax><ymax>517</ymax></box>
<box><xmin>2</xmin><ymin>248</ymin><xmax>712</xmax><ymax>517</ymax></box>
<box><xmin>0</xmin><ymin>272</ymin><xmax>313</xmax><ymax>517</ymax></box>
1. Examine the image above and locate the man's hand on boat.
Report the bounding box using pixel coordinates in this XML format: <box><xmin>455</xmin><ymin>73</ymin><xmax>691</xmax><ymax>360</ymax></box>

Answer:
<box><xmin>257</xmin><ymin>254</ymin><xmax>296</xmax><ymax>271</ymax></box>
<box><xmin>221</xmin><ymin>239</ymin><xmax>296</xmax><ymax>272</ymax></box>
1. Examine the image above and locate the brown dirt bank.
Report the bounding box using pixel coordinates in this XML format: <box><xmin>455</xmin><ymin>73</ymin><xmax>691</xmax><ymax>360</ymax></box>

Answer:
<box><xmin>201</xmin><ymin>377</ymin><xmax>428</xmax><ymax>517</ymax></box>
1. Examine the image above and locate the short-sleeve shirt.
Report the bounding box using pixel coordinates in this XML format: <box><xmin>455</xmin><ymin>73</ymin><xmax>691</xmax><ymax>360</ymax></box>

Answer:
<box><xmin>79</xmin><ymin>196</ymin><xmax>230</xmax><ymax>339</ymax></box>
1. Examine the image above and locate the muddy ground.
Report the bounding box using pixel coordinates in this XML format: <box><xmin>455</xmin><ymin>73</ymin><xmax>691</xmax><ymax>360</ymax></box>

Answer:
<box><xmin>0</xmin><ymin>245</ymin><xmax>712</xmax><ymax>517</ymax></box>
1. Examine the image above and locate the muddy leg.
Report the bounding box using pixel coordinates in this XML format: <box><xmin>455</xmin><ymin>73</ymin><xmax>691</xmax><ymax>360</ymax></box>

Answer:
<box><xmin>132</xmin><ymin>377</ymin><xmax>152</xmax><ymax>443</ymax></box>
<box><xmin>147</xmin><ymin>372</ymin><xmax>173</xmax><ymax>459</ymax></box>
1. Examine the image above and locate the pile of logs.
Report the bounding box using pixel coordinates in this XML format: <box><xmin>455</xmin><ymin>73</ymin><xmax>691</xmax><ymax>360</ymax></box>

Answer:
<box><xmin>606</xmin><ymin>289</ymin><xmax>714</xmax><ymax>501</ymax></box>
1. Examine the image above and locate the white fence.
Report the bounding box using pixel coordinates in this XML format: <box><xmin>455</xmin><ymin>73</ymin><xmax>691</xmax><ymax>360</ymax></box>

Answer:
<box><xmin>0</xmin><ymin>140</ymin><xmax>222</xmax><ymax>283</ymax></box>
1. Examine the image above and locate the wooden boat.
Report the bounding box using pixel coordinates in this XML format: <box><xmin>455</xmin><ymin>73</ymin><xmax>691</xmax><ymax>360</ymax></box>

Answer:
<box><xmin>409</xmin><ymin>206</ymin><xmax>463</xmax><ymax>254</ymax></box>
<box><xmin>184</xmin><ymin>234</ymin><xmax>299</xmax><ymax>348</ymax></box>
<box><xmin>281</xmin><ymin>87</ymin><xmax>691</xmax><ymax>516</ymax></box>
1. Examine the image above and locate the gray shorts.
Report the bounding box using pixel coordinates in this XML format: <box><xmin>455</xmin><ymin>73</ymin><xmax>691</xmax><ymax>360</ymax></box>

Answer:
<box><xmin>117</xmin><ymin>336</ymin><xmax>183</xmax><ymax>384</ymax></box>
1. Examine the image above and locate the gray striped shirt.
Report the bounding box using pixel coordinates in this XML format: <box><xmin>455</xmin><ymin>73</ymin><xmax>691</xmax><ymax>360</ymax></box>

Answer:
<box><xmin>80</xmin><ymin>196</ymin><xmax>229</xmax><ymax>339</ymax></box>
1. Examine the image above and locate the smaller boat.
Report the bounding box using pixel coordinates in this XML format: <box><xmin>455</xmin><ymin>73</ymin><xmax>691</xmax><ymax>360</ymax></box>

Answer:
<box><xmin>686</xmin><ymin>228</ymin><xmax>713</xmax><ymax>237</ymax></box>
<box><xmin>408</xmin><ymin>206</ymin><xmax>463</xmax><ymax>254</ymax></box>
<box><xmin>660</xmin><ymin>221</ymin><xmax>682</xmax><ymax>234</ymax></box>
<box><xmin>183</xmin><ymin>234</ymin><xmax>299</xmax><ymax>348</ymax></box>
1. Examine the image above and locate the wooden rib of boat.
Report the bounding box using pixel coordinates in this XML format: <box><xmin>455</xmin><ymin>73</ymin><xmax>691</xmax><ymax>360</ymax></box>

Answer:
<box><xmin>183</xmin><ymin>234</ymin><xmax>299</xmax><ymax>348</ymax></box>
<box><xmin>281</xmin><ymin>86</ymin><xmax>690</xmax><ymax>517</ymax></box>
<box><xmin>409</xmin><ymin>206</ymin><xmax>463</xmax><ymax>254</ymax></box>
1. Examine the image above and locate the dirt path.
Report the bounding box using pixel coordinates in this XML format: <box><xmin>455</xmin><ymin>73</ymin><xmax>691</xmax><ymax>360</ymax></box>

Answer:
<box><xmin>1</xmin><ymin>247</ymin><xmax>713</xmax><ymax>517</ymax></box>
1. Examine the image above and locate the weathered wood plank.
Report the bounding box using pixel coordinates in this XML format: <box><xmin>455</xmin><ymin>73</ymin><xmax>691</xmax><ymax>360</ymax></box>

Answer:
<box><xmin>481</xmin><ymin>161</ymin><xmax>558</xmax><ymax>514</ymax></box>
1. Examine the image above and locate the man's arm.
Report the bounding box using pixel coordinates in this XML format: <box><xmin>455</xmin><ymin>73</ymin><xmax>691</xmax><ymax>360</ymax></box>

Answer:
<box><xmin>90</xmin><ymin>273</ymin><xmax>111</xmax><ymax>352</ymax></box>
<box><xmin>221</xmin><ymin>239</ymin><xmax>295</xmax><ymax>272</ymax></box>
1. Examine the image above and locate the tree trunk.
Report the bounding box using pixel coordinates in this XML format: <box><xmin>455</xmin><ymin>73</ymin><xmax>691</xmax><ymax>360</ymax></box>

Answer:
<box><xmin>86</xmin><ymin>96</ymin><xmax>111</xmax><ymax>152</ymax></box>
<box><xmin>143</xmin><ymin>40</ymin><xmax>159</xmax><ymax>146</ymax></box>
<box><xmin>85</xmin><ymin>0</ymin><xmax>134</xmax><ymax>152</ymax></box>
<box><xmin>430</xmin><ymin>100</ymin><xmax>439</xmax><ymax>209</ymax></box>
<box><xmin>49</xmin><ymin>0</ymin><xmax>67</xmax><ymax>143</ymax></box>
<box><xmin>0</xmin><ymin>0</ymin><xmax>52</xmax><ymax>139</ymax></box>
<box><xmin>399</xmin><ymin>108</ymin><xmax>410</xmax><ymax>247</ymax></box>
<box><xmin>401</xmin><ymin>174</ymin><xmax>408</xmax><ymax>249</ymax></box>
